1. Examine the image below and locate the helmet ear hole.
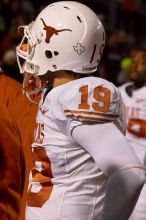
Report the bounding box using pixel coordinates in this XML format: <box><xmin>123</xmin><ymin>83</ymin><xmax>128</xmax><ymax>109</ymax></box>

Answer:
<box><xmin>45</xmin><ymin>50</ymin><xmax>53</xmax><ymax>59</ymax></box>
<box><xmin>45</xmin><ymin>50</ymin><xmax>59</xmax><ymax>59</ymax></box>
<box><xmin>54</xmin><ymin>51</ymin><xmax>59</xmax><ymax>56</ymax></box>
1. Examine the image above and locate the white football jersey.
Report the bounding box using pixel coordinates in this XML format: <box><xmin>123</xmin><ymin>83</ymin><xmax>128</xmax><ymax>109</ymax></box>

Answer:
<box><xmin>26</xmin><ymin>77</ymin><xmax>125</xmax><ymax>220</ymax></box>
<box><xmin>119</xmin><ymin>83</ymin><xmax>146</xmax><ymax>146</ymax></box>
<box><xmin>119</xmin><ymin>83</ymin><xmax>146</xmax><ymax>220</ymax></box>
<box><xmin>119</xmin><ymin>82</ymin><xmax>146</xmax><ymax>165</ymax></box>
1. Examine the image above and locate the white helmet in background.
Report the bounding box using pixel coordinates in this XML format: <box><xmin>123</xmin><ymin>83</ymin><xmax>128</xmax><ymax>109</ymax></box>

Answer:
<box><xmin>16</xmin><ymin>1</ymin><xmax>105</xmax><ymax>76</ymax></box>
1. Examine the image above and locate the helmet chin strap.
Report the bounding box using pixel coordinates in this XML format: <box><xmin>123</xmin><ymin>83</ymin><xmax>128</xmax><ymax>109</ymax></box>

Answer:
<box><xmin>22</xmin><ymin>73</ymin><xmax>50</xmax><ymax>104</ymax></box>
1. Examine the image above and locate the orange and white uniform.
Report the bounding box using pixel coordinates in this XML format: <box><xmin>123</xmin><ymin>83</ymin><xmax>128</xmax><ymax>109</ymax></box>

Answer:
<box><xmin>26</xmin><ymin>77</ymin><xmax>145</xmax><ymax>220</ymax></box>
<box><xmin>119</xmin><ymin>82</ymin><xmax>146</xmax><ymax>163</ymax></box>
<box><xmin>119</xmin><ymin>82</ymin><xmax>146</xmax><ymax>220</ymax></box>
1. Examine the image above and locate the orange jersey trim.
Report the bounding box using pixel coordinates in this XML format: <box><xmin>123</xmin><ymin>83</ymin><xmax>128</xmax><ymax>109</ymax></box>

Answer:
<box><xmin>64</xmin><ymin>109</ymin><xmax>119</xmax><ymax>118</ymax></box>
<box><xmin>66</xmin><ymin>114</ymin><xmax>114</xmax><ymax>122</ymax></box>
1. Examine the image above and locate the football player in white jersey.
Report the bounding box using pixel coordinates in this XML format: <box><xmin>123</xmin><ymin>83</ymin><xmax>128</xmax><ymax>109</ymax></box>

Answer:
<box><xmin>119</xmin><ymin>49</ymin><xmax>146</xmax><ymax>220</ymax></box>
<box><xmin>16</xmin><ymin>2</ymin><xmax>145</xmax><ymax>220</ymax></box>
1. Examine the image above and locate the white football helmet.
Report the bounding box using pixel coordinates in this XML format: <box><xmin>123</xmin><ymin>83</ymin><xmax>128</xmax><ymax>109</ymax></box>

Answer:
<box><xmin>16</xmin><ymin>1</ymin><xmax>105</xmax><ymax>76</ymax></box>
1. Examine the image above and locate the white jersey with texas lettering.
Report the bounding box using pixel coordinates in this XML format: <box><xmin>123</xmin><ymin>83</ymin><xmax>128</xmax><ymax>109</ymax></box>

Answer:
<box><xmin>26</xmin><ymin>76</ymin><xmax>125</xmax><ymax>220</ymax></box>
<box><xmin>119</xmin><ymin>82</ymin><xmax>146</xmax><ymax>220</ymax></box>
<box><xmin>119</xmin><ymin>82</ymin><xmax>146</xmax><ymax>148</ymax></box>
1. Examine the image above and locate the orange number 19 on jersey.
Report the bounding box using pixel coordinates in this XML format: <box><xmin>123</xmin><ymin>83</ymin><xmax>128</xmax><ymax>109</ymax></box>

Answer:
<box><xmin>78</xmin><ymin>85</ymin><xmax>111</xmax><ymax>112</ymax></box>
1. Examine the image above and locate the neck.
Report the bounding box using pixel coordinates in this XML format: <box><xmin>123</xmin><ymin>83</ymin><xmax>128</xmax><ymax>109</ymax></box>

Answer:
<box><xmin>52</xmin><ymin>71</ymin><xmax>79</xmax><ymax>88</ymax></box>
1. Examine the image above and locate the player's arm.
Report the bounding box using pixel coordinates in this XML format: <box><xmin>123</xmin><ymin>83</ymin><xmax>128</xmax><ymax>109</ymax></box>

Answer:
<box><xmin>71</xmin><ymin>122</ymin><xmax>145</xmax><ymax>220</ymax></box>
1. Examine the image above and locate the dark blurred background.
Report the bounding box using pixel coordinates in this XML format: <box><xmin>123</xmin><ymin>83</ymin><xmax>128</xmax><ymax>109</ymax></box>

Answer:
<box><xmin>0</xmin><ymin>0</ymin><xmax>146</xmax><ymax>85</ymax></box>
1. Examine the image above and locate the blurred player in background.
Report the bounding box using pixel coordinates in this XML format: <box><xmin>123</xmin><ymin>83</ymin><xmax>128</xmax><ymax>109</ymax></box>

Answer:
<box><xmin>119</xmin><ymin>49</ymin><xmax>146</xmax><ymax>220</ymax></box>
<box><xmin>0</xmin><ymin>67</ymin><xmax>40</xmax><ymax>220</ymax></box>
<box><xmin>9</xmin><ymin>74</ymin><xmax>41</xmax><ymax>220</ymax></box>
<box><xmin>0</xmin><ymin>68</ymin><xmax>21</xmax><ymax>107</ymax></box>
<box><xmin>16</xmin><ymin>1</ymin><xmax>145</xmax><ymax>220</ymax></box>
<box><xmin>0</xmin><ymin>102</ymin><xmax>24</xmax><ymax>220</ymax></box>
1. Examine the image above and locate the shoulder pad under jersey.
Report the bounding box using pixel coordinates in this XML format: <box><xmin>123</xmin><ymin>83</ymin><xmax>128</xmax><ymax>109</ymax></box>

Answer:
<box><xmin>55</xmin><ymin>77</ymin><xmax>121</xmax><ymax>123</ymax></box>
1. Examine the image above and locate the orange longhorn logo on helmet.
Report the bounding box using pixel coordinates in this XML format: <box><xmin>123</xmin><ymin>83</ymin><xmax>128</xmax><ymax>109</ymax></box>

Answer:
<box><xmin>40</xmin><ymin>18</ymin><xmax>72</xmax><ymax>43</ymax></box>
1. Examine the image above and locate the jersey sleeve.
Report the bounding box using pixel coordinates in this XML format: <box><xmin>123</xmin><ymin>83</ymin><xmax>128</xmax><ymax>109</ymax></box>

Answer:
<box><xmin>114</xmin><ymin>92</ymin><xmax>127</xmax><ymax>135</ymax></box>
<box><xmin>61</xmin><ymin>78</ymin><xmax>121</xmax><ymax>122</ymax></box>
<box><xmin>56</xmin><ymin>77</ymin><xmax>125</xmax><ymax>135</ymax></box>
